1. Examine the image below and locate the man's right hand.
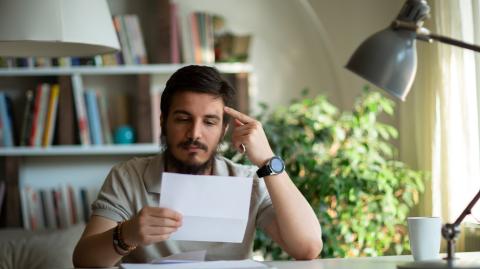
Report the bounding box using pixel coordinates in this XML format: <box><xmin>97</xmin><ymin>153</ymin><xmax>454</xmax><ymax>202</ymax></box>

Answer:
<box><xmin>122</xmin><ymin>207</ymin><xmax>183</xmax><ymax>246</ymax></box>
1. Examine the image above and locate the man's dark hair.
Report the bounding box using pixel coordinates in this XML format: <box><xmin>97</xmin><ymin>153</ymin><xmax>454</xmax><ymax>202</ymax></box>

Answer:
<box><xmin>160</xmin><ymin>65</ymin><xmax>236</xmax><ymax>127</ymax></box>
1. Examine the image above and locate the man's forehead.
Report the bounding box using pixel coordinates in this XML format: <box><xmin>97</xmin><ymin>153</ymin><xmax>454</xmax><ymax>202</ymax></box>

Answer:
<box><xmin>170</xmin><ymin>91</ymin><xmax>224</xmax><ymax>114</ymax></box>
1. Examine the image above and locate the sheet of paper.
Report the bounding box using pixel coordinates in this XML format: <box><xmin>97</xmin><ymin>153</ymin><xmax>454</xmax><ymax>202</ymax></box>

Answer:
<box><xmin>121</xmin><ymin>259</ymin><xmax>268</xmax><ymax>269</ymax></box>
<box><xmin>159</xmin><ymin>172</ymin><xmax>253</xmax><ymax>243</ymax></box>
<box><xmin>150</xmin><ymin>250</ymin><xmax>206</xmax><ymax>264</ymax></box>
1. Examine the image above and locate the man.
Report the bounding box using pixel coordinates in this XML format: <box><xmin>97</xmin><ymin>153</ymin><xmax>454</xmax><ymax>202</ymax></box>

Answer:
<box><xmin>73</xmin><ymin>65</ymin><xmax>322</xmax><ymax>267</ymax></box>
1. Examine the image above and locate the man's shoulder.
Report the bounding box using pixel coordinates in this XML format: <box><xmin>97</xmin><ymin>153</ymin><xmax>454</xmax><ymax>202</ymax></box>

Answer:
<box><xmin>112</xmin><ymin>155</ymin><xmax>160</xmax><ymax>175</ymax></box>
<box><xmin>215</xmin><ymin>155</ymin><xmax>257</xmax><ymax>178</ymax></box>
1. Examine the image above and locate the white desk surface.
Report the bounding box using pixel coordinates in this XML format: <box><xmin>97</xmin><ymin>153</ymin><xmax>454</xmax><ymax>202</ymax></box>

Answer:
<box><xmin>264</xmin><ymin>252</ymin><xmax>480</xmax><ymax>269</ymax></box>
<box><xmin>76</xmin><ymin>252</ymin><xmax>480</xmax><ymax>269</ymax></box>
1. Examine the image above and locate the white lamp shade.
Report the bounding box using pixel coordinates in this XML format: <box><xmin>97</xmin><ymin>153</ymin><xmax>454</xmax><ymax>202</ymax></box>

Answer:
<box><xmin>0</xmin><ymin>0</ymin><xmax>120</xmax><ymax>57</ymax></box>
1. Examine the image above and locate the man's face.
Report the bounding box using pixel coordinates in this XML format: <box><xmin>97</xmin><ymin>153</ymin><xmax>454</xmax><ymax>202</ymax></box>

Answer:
<box><xmin>163</xmin><ymin>91</ymin><xmax>226</xmax><ymax>169</ymax></box>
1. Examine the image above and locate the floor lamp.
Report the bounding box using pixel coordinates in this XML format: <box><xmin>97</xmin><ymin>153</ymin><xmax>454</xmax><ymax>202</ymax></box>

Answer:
<box><xmin>346</xmin><ymin>0</ymin><xmax>480</xmax><ymax>268</ymax></box>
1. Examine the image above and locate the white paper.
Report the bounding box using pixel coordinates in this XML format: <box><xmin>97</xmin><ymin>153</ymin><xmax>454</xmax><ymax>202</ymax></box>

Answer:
<box><xmin>121</xmin><ymin>259</ymin><xmax>268</xmax><ymax>269</ymax></box>
<box><xmin>150</xmin><ymin>250</ymin><xmax>207</xmax><ymax>264</ymax></box>
<box><xmin>159</xmin><ymin>172</ymin><xmax>253</xmax><ymax>243</ymax></box>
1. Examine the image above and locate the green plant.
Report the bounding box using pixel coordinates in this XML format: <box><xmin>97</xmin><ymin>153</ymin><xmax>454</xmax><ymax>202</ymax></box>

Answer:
<box><xmin>223</xmin><ymin>87</ymin><xmax>426</xmax><ymax>259</ymax></box>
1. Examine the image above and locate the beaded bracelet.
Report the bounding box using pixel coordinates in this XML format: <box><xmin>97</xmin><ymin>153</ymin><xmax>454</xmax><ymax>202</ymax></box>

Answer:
<box><xmin>113</xmin><ymin>221</ymin><xmax>136</xmax><ymax>255</ymax></box>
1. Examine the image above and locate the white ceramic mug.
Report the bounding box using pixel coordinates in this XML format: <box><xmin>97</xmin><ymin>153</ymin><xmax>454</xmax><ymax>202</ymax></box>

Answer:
<box><xmin>407</xmin><ymin>217</ymin><xmax>442</xmax><ymax>261</ymax></box>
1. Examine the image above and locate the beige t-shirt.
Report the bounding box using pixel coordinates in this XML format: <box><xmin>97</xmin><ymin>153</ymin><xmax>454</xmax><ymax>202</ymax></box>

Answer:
<box><xmin>91</xmin><ymin>153</ymin><xmax>276</xmax><ymax>262</ymax></box>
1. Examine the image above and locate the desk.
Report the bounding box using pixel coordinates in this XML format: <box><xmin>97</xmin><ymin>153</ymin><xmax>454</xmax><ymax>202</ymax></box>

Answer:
<box><xmin>264</xmin><ymin>252</ymin><xmax>480</xmax><ymax>269</ymax></box>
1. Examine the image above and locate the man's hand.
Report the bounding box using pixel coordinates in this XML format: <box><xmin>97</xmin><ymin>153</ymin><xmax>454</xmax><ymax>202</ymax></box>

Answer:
<box><xmin>224</xmin><ymin>106</ymin><xmax>275</xmax><ymax>167</ymax></box>
<box><xmin>122</xmin><ymin>207</ymin><xmax>182</xmax><ymax>246</ymax></box>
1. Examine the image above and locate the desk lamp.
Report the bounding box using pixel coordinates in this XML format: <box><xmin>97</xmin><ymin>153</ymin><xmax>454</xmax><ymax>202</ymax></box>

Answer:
<box><xmin>346</xmin><ymin>0</ymin><xmax>480</xmax><ymax>268</ymax></box>
<box><xmin>0</xmin><ymin>0</ymin><xmax>119</xmax><ymax>57</ymax></box>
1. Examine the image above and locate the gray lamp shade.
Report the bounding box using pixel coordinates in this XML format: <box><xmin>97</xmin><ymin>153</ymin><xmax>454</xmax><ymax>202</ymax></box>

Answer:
<box><xmin>0</xmin><ymin>0</ymin><xmax>120</xmax><ymax>57</ymax></box>
<box><xmin>346</xmin><ymin>27</ymin><xmax>418</xmax><ymax>101</ymax></box>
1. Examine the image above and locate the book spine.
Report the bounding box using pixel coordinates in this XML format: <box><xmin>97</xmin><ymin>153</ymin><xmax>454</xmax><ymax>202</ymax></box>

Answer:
<box><xmin>170</xmin><ymin>3</ymin><xmax>181</xmax><ymax>63</ymax></box>
<box><xmin>34</xmin><ymin>83</ymin><xmax>51</xmax><ymax>147</ymax></box>
<box><xmin>42</xmin><ymin>188</ymin><xmax>57</xmax><ymax>229</ymax></box>
<box><xmin>190</xmin><ymin>13</ymin><xmax>201</xmax><ymax>64</ymax></box>
<box><xmin>72</xmin><ymin>74</ymin><xmax>91</xmax><ymax>145</ymax></box>
<box><xmin>0</xmin><ymin>92</ymin><xmax>14</xmax><ymax>147</ymax></box>
<box><xmin>115</xmin><ymin>16</ymin><xmax>134</xmax><ymax>65</ymax></box>
<box><xmin>85</xmin><ymin>90</ymin><xmax>103</xmax><ymax>145</ymax></box>
<box><xmin>19</xmin><ymin>90</ymin><xmax>34</xmax><ymax>146</ymax></box>
<box><xmin>42</xmin><ymin>84</ymin><xmax>60</xmax><ymax>147</ymax></box>
<box><xmin>98</xmin><ymin>92</ymin><xmax>113</xmax><ymax>145</ymax></box>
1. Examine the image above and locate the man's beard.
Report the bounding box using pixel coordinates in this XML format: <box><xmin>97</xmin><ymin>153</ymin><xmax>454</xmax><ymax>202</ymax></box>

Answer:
<box><xmin>164</xmin><ymin>137</ymin><xmax>217</xmax><ymax>175</ymax></box>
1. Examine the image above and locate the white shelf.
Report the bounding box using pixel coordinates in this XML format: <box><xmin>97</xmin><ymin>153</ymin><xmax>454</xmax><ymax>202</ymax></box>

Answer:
<box><xmin>0</xmin><ymin>144</ymin><xmax>160</xmax><ymax>156</ymax></box>
<box><xmin>0</xmin><ymin>63</ymin><xmax>253</xmax><ymax>76</ymax></box>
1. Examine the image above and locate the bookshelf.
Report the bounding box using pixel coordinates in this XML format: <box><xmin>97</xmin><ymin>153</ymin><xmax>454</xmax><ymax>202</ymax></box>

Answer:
<box><xmin>0</xmin><ymin>0</ymin><xmax>253</xmax><ymax>230</ymax></box>
<box><xmin>0</xmin><ymin>62</ymin><xmax>251</xmax><ymax>229</ymax></box>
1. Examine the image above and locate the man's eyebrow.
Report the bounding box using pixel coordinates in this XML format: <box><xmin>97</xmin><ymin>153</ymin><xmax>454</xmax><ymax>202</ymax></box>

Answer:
<box><xmin>172</xmin><ymin>110</ymin><xmax>192</xmax><ymax>116</ymax></box>
<box><xmin>172</xmin><ymin>110</ymin><xmax>221</xmax><ymax>120</ymax></box>
<box><xmin>205</xmin><ymin>115</ymin><xmax>221</xmax><ymax>120</ymax></box>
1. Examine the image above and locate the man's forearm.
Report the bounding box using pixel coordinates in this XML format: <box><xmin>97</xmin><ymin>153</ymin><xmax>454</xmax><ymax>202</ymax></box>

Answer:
<box><xmin>73</xmin><ymin>228</ymin><xmax>123</xmax><ymax>268</ymax></box>
<box><xmin>265</xmin><ymin>172</ymin><xmax>323</xmax><ymax>259</ymax></box>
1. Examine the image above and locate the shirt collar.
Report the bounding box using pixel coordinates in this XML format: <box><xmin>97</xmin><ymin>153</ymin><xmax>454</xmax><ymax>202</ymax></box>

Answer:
<box><xmin>144</xmin><ymin>153</ymin><xmax>230</xmax><ymax>194</ymax></box>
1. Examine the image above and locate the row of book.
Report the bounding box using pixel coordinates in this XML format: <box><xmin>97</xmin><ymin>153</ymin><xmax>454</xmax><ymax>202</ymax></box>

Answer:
<box><xmin>15</xmin><ymin>84</ymin><xmax>60</xmax><ymax>147</ymax></box>
<box><xmin>0</xmin><ymin>1</ymin><xmax>251</xmax><ymax>67</ymax></box>
<box><xmin>21</xmin><ymin>185</ymin><xmax>98</xmax><ymax>230</ymax></box>
<box><xmin>0</xmin><ymin>86</ymin><xmax>60</xmax><ymax>148</ymax></box>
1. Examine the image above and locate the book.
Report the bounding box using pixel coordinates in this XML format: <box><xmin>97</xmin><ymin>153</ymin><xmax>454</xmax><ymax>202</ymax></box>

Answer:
<box><xmin>72</xmin><ymin>74</ymin><xmax>91</xmax><ymax>145</ymax></box>
<box><xmin>0</xmin><ymin>92</ymin><xmax>14</xmax><ymax>147</ymax></box>
<box><xmin>124</xmin><ymin>14</ymin><xmax>148</xmax><ymax>64</ymax></box>
<box><xmin>114</xmin><ymin>15</ymin><xmax>134</xmax><ymax>65</ymax></box>
<box><xmin>85</xmin><ymin>90</ymin><xmax>103</xmax><ymax>145</ymax></box>
<box><xmin>19</xmin><ymin>90</ymin><xmax>34</xmax><ymax>146</ymax></box>
<box><xmin>98</xmin><ymin>92</ymin><xmax>113</xmax><ymax>145</ymax></box>
<box><xmin>33</xmin><ymin>83</ymin><xmax>51</xmax><ymax>147</ymax></box>
<box><xmin>0</xmin><ymin>181</ymin><xmax>5</xmax><ymax>216</ymax></box>
<box><xmin>135</xmin><ymin>75</ymin><xmax>152</xmax><ymax>143</ymax></box>
<box><xmin>42</xmin><ymin>84</ymin><xmax>60</xmax><ymax>147</ymax></box>
<box><xmin>170</xmin><ymin>2</ymin><xmax>181</xmax><ymax>63</ymax></box>
<box><xmin>56</xmin><ymin>76</ymin><xmax>76</xmax><ymax>145</ymax></box>
<box><xmin>40</xmin><ymin>189</ymin><xmax>57</xmax><ymax>229</ymax></box>
<box><xmin>29</xmin><ymin>84</ymin><xmax>42</xmax><ymax>146</ymax></box>
<box><xmin>80</xmin><ymin>188</ymin><xmax>90</xmax><ymax>222</ymax></box>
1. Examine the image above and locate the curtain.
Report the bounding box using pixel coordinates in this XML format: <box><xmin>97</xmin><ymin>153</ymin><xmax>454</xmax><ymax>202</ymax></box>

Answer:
<box><xmin>399</xmin><ymin>0</ymin><xmax>480</xmax><ymax>251</ymax></box>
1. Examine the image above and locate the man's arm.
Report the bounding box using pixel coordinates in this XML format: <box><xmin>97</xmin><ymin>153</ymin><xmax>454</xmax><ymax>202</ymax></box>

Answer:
<box><xmin>224</xmin><ymin>106</ymin><xmax>323</xmax><ymax>260</ymax></box>
<box><xmin>73</xmin><ymin>216</ymin><xmax>121</xmax><ymax>268</ymax></box>
<box><xmin>73</xmin><ymin>207</ymin><xmax>182</xmax><ymax>268</ymax></box>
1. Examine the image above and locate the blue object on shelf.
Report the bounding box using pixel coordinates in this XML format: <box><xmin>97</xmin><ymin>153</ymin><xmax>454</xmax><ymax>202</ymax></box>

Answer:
<box><xmin>114</xmin><ymin>125</ymin><xmax>135</xmax><ymax>144</ymax></box>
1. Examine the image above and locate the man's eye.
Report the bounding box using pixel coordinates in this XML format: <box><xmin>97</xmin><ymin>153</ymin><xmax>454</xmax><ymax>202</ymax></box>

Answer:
<box><xmin>175</xmin><ymin>118</ymin><xmax>190</xmax><ymax>122</ymax></box>
<box><xmin>205</xmin><ymin>120</ymin><xmax>218</xmax><ymax>126</ymax></box>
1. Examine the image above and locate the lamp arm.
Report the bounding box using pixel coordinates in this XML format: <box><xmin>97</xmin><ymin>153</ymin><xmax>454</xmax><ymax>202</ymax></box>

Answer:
<box><xmin>392</xmin><ymin>19</ymin><xmax>480</xmax><ymax>53</ymax></box>
<box><xmin>453</xmin><ymin>189</ymin><xmax>480</xmax><ymax>226</ymax></box>
<box><xmin>441</xmin><ymin>189</ymin><xmax>480</xmax><ymax>261</ymax></box>
<box><xmin>422</xmin><ymin>33</ymin><xmax>480</xmax><ymax>53</ymax></box>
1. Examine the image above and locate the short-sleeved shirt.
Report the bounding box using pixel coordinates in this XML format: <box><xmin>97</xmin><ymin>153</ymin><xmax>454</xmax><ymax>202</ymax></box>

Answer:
<box><xmin>91</xmin><ymin>153</ymin><xmax>276</xmax><ymax>262</ymax></box>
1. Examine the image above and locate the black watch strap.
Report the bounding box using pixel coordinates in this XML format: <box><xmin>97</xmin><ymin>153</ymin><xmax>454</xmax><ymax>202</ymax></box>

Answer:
<box><xmin>256</xmin><ymin>164</ymin><xmax>272</xmax><ymax>178</ymax></box>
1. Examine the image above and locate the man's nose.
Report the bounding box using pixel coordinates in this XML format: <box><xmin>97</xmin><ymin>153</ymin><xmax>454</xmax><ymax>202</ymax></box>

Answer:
<box><xmin>188</xmin><ymin>120</ymin><xmax>202</xmax><ymax>140</ymax></box>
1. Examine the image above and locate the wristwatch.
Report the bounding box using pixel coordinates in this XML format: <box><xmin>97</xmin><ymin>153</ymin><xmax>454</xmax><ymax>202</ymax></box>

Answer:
<box><xmin>256</xmin><ymin>156</ymin><xmax>285</xmax><ymax>178</ymax></box>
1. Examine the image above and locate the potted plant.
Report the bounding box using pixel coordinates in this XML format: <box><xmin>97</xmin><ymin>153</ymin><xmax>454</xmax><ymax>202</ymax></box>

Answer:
<box><xmin>223</xmin><ymin>88</ymin><xmax>426</xmax><ymax>259</ymax></box>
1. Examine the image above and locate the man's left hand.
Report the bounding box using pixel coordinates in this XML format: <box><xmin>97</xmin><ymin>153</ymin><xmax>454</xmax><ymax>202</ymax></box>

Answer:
<box><xmin>224</xmin><ymin>106</ymin><xmax>274</xmax><ymax>167</ymax></box>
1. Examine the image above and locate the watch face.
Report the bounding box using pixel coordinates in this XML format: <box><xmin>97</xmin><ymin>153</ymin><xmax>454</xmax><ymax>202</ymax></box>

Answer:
<box><xmin>270</xmin><ymin>157</ymin><xmax>284</xmax><ymax>173</ymax></box>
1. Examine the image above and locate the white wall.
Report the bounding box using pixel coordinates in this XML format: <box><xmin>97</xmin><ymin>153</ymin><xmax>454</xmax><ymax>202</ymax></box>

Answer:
<box><xmin>170</xmin><ymin>0</ymin><xmax>406</xmax><ymax>113</ymax></box>
<box><xmin>308</xmin><ymin>0</ymin><xmax>405</xmax><ymax>109</ymax></box>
